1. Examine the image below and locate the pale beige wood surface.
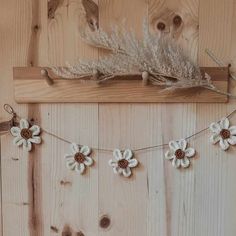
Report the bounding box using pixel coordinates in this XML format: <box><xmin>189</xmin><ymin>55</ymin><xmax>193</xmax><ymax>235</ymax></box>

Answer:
<box><xmin>195</xmin><ymin>1</ymin><xmax>236</xmax><ymax>236</ymax></box>
<box><xmin>13</xmin><ymin>67</ymin><xmax>229</xmax><ymax>103</ymax></box>
<box><xmin>148</xmin><ymin>1</ymin><xmax>198</xmax><ymax>235</ymax></box>
<box><xmin>98</xmin><ymin>1</ymin><xmax>149</xmax><ymax>236</ymax></box>
<box><xmin>40</xmin><ymin>1</ymin><xmax>99</xmax><ymax>235</ymax></box>
<box><xmin>1</xmin><ymin>0</ymin><xmax>236</xmax><ymax>236</ymax></box>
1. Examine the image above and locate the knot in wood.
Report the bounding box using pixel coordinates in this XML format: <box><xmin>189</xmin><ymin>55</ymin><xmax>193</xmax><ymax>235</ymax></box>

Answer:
<box><xmin>118</xmin><ymin>159</ymin><xmax>129</xmax><ymax>169</ymax></box>
<box><xmin>74</xmin><ymin>153</ymin><xmax>86</xmax><ymax>163</ymax></box>
<box><xmin>99</xmin><ymin>216</ymin><xmax>110</xmax><ymax>229</ymax></box>
<box><xmin>220</xmin><ymin>129</ymin><xmax>231</xmax><ymax>139</ymax></box>
<box><xmin>157</xmin><ymin>22</ymin><xmax>166</xmax><ymax>31</ymax></box>
<box><xmin>77</xmin><ymin>231</ymin><xmax>85</xmax><ymax>236</ymax></box>
<box><xmin>175</xmin><ymin>149</ymin><xmax>185</xmax><ymax>159</ymax></box>
<box><xmin>20</xmin><ymin>128</ymin><xmax>32</xmax><ymax>140</ymax></box>
<box><xmin>173</xmin><ymin>15</ymin><xmax>182</xmax><ymax>27</ymax></box>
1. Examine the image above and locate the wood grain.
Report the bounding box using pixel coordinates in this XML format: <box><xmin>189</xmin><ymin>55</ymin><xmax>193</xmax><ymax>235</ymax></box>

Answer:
<box><xmin>195</xmin><ymin>0</ymin><xmax>235</xmax><ymax>236</ymax></box>
<box><xmin>0</xmin><ymin>0</ymin><xmax>43</xmax><ymax>235</ymax></box>
<box><xmin>98</xmin><ymin>1</ymin><xmax>149</xmax><ymax>236</ymax></box>
<box><xmin>1</xmin><ymin>0</ymin><xmax>236</xmax><ymax>236</ymax></box>
<box><xmin>148</xmin><ymin>0</ymin><xmax>199</xmax><ymax>235</ymax></box>
<box><xmin>81</xmin><ymin>0</ymin><xmax>99</xmax><ymax>30</ymax></box>
<box><xmin>13</xmin><ymin>67</ymin><xmax>229</xmax><ymax>103</ymax></box>
<box><xmin>41</xmin><ymin>0</ymin><xmax>99</xmax><ymax>235</ymax></box>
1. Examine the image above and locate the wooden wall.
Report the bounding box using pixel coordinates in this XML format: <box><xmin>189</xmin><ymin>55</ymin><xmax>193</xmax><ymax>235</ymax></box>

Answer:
<box><xmin>0</xmin><ymin>0</ymin><xmax>236</xmax><ymax>235</ymax></box>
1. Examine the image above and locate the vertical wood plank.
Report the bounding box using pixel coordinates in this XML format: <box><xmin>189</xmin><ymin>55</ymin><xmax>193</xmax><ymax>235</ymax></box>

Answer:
<box><xmin>0</xmin><ymin>0</ymin><xmax>40</xmax><ymax>235</ymax></box>
<box><xmin>41</xmin><ymin>0</ymin><xmax>99</xmax><ymax>235</ymax></box>
<box><xmin>98</xmin><ymin>1</ymin><xmax>148</xmax><ymax>235</ymax></box>
<box><xmin>148</xmin><ymin>0</ymin><xmax>198</xmax><ymax>235</ymax></box>
<box><xmin>196</xmin><ymin>0</ymin><xmax>234</xmax><ymax>236</ymax></box>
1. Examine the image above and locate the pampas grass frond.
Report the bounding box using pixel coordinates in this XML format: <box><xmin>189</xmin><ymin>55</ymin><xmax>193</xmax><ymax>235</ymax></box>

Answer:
<box><xmin>52</xmin><ymin>21</ymin><xmax>212</xmax><ymax>90</ymax></box>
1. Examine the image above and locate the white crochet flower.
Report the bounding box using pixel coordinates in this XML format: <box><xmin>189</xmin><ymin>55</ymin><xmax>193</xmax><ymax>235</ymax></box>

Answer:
<box><xmin>109</xmin><ymin>149</ymin><xmax>138</xmax><ymax>177</ymax></box>
<box><xmin>65</xmin><ymin>143</ymin><xmax>93</xmax><ymax>174</ymax></box>
<box><xmin>165</xmin><ymin>139</ymin><xmax>195</xmax><ymax>168</ymax></box>
<box><xmin>210</xmin><ymin>117</ymin><xmax>236</xmax><ymax>151</ymax></box>
<box><xmin>10</xmin><ymin>119</ymin><xmax>41</xmax><ymax>152</ymax></box>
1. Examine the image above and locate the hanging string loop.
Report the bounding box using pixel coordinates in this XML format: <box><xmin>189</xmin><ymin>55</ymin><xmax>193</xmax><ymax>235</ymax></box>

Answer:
<box><xmin>0</xmin><ymin>104</ymin><xmax>18</xmax><ymax>133</ymax></box>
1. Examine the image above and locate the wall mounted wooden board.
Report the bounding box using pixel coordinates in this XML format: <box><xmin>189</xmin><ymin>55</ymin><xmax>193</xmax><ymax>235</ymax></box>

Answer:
<box><xmin>13</xmin><ymin>66</ymin><xmax>229</xmax><ymax>103</ymax></box>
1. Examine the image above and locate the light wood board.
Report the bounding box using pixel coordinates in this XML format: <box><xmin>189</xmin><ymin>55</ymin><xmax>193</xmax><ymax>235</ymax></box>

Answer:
<box><xmin>13</xmin><ymin>67</ymin><xmax>229</xmax><ymax>103</ymax></box>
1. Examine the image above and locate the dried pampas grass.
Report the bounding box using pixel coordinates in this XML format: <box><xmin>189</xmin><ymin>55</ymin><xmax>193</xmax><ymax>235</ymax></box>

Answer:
<box><xmin>52</xmin><ymin>21</ymin><xmax>215</xmax><ymax>91</ymax></box>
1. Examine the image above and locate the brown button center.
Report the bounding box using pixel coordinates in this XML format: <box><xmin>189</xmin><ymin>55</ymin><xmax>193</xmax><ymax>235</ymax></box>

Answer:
<box><xmin>220</xmin><ymin>129</ymin><xmax>231</xmax><ymax>139</ymax></box>
<box><xmin>20</xmin><ymin>128</ymin><xmax>32</xmax><ymax>140</ymax></box>
<box><xmin>175</xmin><ymin>149</ymin><xmax>185</xmax><ymax>159</ymax></box>
<box><xmin>118</xmin><ymin>159</ymin><xmax>129</xmax><ymax>169</ymax></box>
<box><xmin>74</xmin><ymin>153</ymin><xmax>86</xmax><ymax>163</ymax></box>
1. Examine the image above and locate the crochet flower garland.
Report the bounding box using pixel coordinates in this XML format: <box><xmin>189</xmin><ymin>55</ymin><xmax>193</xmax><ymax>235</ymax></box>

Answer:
<box><xmin>8</xmin><ymin>112</ymin><xmax>236</xmax><ymax>178</ymax></box>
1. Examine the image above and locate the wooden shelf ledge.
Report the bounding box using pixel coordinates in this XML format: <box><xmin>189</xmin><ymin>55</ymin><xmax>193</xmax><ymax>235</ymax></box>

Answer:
<box><xmin>13</xmin><ymin>67</ymin><xmax>229</xmax><ymax>103</ymax></box>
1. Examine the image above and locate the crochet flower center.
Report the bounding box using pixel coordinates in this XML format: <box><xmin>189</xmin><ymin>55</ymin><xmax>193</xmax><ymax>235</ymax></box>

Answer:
<box><xmin>74</xmin><ymin>153</ymin><xmax>86</xmax><ymax>164</ymax></box>
<box><xmin>20</xmin><ymin>128</ymin><xmax>32</xmax><ymax>140</ymax></box>
<box><xmin>118</xmin><ymin>159</ymin><xmax>129</xmax><ymax>169</ymax></box>
<box><xmin>220</xmin><ymin>129</ymin><xmax>231</xmax><ymax>139</ymax></box>
<box><xmin>175</xmin><ymin>149</ymin><xmax>185</xmax><ymax>159</ymax></box>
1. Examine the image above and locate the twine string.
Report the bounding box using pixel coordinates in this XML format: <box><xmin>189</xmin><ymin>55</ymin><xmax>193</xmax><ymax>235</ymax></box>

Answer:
<box><xmin>205</xmin><ymin>48</ymin><xmax>236</xmax><ymax>81</ymax></box>
<box><xmin>4</xmin><ymin>104</ymin><xmax>16</xmax><ymax>117</ymax></box>
<box><xmin>2</xmin><ymin>104</ymin><xmax>236</xmax><ymax>153</ymax></box>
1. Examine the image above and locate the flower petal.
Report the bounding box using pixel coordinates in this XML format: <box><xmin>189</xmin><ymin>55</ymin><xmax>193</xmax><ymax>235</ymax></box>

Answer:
<box><xmin>66</xmin><ymin>158</ymin><xmax>75</xmax><ymax>164</ymax></box>
<box><xmin>172</xmin><ymin>158</ymin><xmax>181</xmax><ymax>168</ymax></box>
<box><xmin>70</xmin><ymin>143</ymin><xmax>79</xmax><ymax>154</ymax></box>
<box><xmin>210</xmin><ymin>134</ymin><xmax>221</xmax><ymax>144</ymax></box>
<box><xmin>66</xmin><ymin>161</ymin><xmax>77</xmax><ymax>170</ymax></box>
<box><xmin>123</xmin><ymin>149</ymin><xmax>133</xmax><ymax>160</ymax></box>
<box><xmin>219</xmin><ymin>139</ymin><xmax>230</xmax><ymax>151</ymax></box>
<box><xmin>229</xmin><ymin>126</ymin><xmax>236</xmax><ymax>135</ymax></box>
<box><xmin>29</xmin><ymin>137</ymin><xmax>41</xmax><ymax>144</ymax></box>
<box><xmin>30</xmin><ymin>125</ymin><xmax>40</xmax><ymax>136</ymax></box>
<box><xmin>108</xmin><ymin>159</ymin><xmax>118</xmax><ymax>167</ymax></box>
<box><xmin>209</xmin><ymin>122</ymin><xmax>221</xmax><ymax>133</ymax></box>
<box><xmin>75</xmin><ymin>163</ymin><xmax>85</xmax><ymax>174</ymax></box>
<box><xmin>181</xmin><ymin>157</ymin><xmax>190</xmax><ymax>168</ymax></box>
<box><xmin>228</xmin><ymin>136</ymin><xmax>236</xmax><ymax>145</ymax></box>
<box><xmin>23</xmin><ymin>140</ymin><xmax>32</xmax><ymax>152</ymax></box>
<box><xmin>80</xmin><ymin>145</ymin><xmax>91</xmax><ymax>156</ymax></box>
<box><xmin>10</xmin><ymin>127</ymin><xmax>20</xmax><ymax>137</ymax></box>
<box><xmin>84</xmin><ymin>156</ymin><xmax>93</xmax><ymax>166</ymax></box>
<box><xmin>112</xmin><ymin>166</ymin><xmax>119</xmax><ymax>174</ymax></box>
<box><xmin>13</xmin><ymin>136</ymin><xmax>24</xmax><ymax>146</ymax></box>
<box><xmin>20</xmin><ymin>119</ymin><xmax>29</xmax><ymax>129</ymax></box>
<box><xmin>113</xmin><ymin>149</ymin><xmax>122</xmax><ymax>160</ymax></box>
<box><xmin>185</xmin><ymin>147</ymin><xmax>195</xmax><ymax>158</ymax></box>
<box><xmin>169</xmin><ymin>141</ymin><xmax>179</xmax><ymax>151</ymax></box>
<box><xmin>122</xmin><ymin>167</ymin><xmax>132</xmax><ymax>177</ymax></box>
<box><xmin>64</xmin><ymin>154</ymin><xmax>74</xmax><ymax>161</ymax></box>
<box><xmin>128</xmin><ymin>158</ymin><xmax>138</xmax><ymax>168</ymax></box>
<box><xmin>165</xmin><ymin>150</ymin><xmax>175</xmax><ymax>160</ymax></box>
<box><xmin>220</xmin><ymin>117</ymin><xmax>230</xmax><ymax>129</ymax></box>
<box><xmin>178</xmin><ymin>139</ymin><xmax>187</xmax><ymax>151</ymax></box>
